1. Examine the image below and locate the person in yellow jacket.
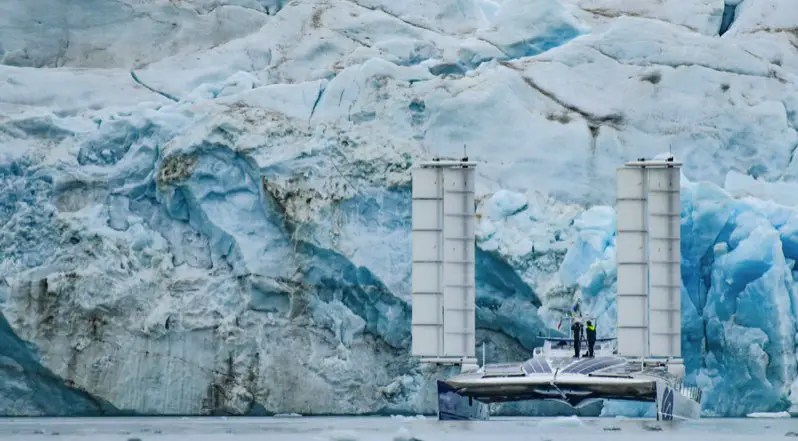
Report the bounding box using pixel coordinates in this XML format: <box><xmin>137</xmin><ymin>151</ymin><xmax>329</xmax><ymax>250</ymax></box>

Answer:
<box><xmin>585</xmin><ymin>321</ymin><xmax>596</xmax><ymax>358</ymax></box>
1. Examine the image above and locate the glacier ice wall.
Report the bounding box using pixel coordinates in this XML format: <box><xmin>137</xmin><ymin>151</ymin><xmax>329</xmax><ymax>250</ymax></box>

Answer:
<box><xmin>0</xmin><ymin>279</ymin><xmax>116</xmax><ymax>415</ymax></box>
<box><xmin>1</xmin><ymin>0</ymin><xmax>798</xmax><ymax>416</ymax></box>
<box><xmin>683</xmin><ymin>177</ymin><xmax>798</xmax><ymax>416</ymax></box>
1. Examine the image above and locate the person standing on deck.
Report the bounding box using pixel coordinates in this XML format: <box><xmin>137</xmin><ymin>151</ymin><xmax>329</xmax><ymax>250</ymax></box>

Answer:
<box><xmin>586</xmin><ymin>320</ymin><xmax>596</xmax><ymax>358</ymax></box>
<box><xmin>571</xmin><ymin>319</ymin><xmax>583</xmax><ymax>358</ymax></box>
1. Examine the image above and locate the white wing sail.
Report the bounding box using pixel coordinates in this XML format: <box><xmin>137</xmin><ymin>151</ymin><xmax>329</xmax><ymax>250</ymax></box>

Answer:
<box><xmin>616</xmin><ymin>166</ymin><xmax>649</xmax><ymax>358</ymax></box>
<box><xmin>615</xmin><ymin>159</ymin><xmax>682</xmax><ymax>360</ymax></box>
<box><xmin>647</xmin><ymin>167</ymin><xmax>681</xmax><ymax>358</ymax></box>
<box><xmin>411</xmin><ymin>166</ymin><xmax>444</xmax><ymax>357</ymax></box>
<box><xmin>411</xmin><ymin>161</ymin><xmax>477</xmax><ymax>365</ymax></box>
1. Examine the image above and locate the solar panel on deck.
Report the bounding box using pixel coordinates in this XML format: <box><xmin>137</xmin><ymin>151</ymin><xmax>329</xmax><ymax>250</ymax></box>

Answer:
<box><xmin>522</xmin><ymin>358</ymin><xmax>551</xmax><ymax>374</ymax></box>
<box><xmin>483</xmin><ymin>363</ymin><xmax>525</xmax><ymax>377</ymax></box>
<box><xmin>581</xmin><ymin>358</ymin><xmax>626</xmax><ymax>374</ymax></box>
<box><xmin>560</xmin><ymin>358</ymin><xmax>595</xmax><ymax>374</ymax></box>
<box><xmin>561</xmin><ymin>357</ymin><xmax>627</xmax><ymax>374</ymax></box>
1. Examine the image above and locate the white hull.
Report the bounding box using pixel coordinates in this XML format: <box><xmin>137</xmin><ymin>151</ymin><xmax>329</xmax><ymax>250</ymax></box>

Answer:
<box><xmin>438</xmin><ymin>355</ymin><xmax>701</xmax><ymax>421</ymax></box>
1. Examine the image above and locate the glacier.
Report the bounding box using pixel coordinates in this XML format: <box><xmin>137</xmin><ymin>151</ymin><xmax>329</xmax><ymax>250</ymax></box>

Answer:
<box><xmin>1</xmin><ymin>0</ymin><xmax>798</xmax><ymax>417</ymax></box>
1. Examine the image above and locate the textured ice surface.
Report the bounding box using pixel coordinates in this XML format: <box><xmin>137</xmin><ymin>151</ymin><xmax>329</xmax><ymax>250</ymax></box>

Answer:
<box><xmin>0</xmin><ymin>313</ymin><xmax>116</xmax><ymax>416</ymax></box>
<box><xmin>0</xmin><ymin>0</ymin><xmax>273</xmax><ymax>68</ymax></box>
<box><xmin>1</xmin><ymin>0</ymin><xmax>798</xmax><ymax>417</ymax></box>
<box><xmin>559</xmin><ymin>0</ymin><xmax>726</xmax><ymax>35</ymax></box>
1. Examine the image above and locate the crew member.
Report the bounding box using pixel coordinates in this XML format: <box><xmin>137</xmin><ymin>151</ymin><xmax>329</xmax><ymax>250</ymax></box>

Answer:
<box><xmin>571</xmin><ymin>319</ymin><xmax>583</xmax><ymax>358</ymax></box>
<box><xmin>586</xmin><ymin>320</ymin><xmax>596</xmax><ymax>358</ymax></box>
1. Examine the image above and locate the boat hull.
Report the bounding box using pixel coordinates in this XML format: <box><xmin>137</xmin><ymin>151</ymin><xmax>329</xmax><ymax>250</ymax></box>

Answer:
<box><xmin>436</xmin><ymin>367</ymin><xmax>701</xmax><ymax>421</ymax></box>
<box><xmin>443</xmin><ymin>373</ymin><xmax>656</xmax><ymax>407</ymax></box>
<box><xmin>656</xmin><ymin>381</ymin><xmax>701</xmax><ymax>421</ymax></box>
<box><xmin>437</xmin><ymin>380</ymin><xmax>490</xmax><ymax>421</ymax></box>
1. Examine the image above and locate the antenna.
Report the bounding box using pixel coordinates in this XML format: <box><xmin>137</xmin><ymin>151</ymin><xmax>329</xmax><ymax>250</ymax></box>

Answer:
<box><xmin>462</xmin><ymin>144</ymin><xmax>468</xmax><ymax>162</ymax></box>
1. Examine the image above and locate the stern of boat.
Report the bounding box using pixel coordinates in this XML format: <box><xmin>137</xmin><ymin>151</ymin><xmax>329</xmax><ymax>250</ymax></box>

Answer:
<box><xmin>655</xmin><ymin>380</ymin><xmax>702</xmax><ymax>421</ymax></box>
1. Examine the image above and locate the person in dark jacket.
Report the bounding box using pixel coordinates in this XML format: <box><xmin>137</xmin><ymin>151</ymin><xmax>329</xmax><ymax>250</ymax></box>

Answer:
<box><xmin>571</xmin><ymin>319</ymin><xmax>583</xmax><ymax>358</ymax></box>
<box><xmin>586</xmin><ymin>320</ymin><xmax>596</xmax><ymax>358</ymax></box>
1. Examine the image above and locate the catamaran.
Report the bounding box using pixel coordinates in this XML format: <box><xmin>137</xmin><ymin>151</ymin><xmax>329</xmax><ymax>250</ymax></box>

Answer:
<box><xmin>409</xmin><ymin>157</ymin><xmax>701</xmax><ymax>421</ymax></box>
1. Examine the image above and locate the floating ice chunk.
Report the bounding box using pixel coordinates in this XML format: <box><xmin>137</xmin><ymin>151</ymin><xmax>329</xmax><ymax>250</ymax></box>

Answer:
<box><xmin>538</xmin><ymin>415</ymin><xmax>584</xmax><ymax>427</ymax></box>
<box><xmin>390</xmin><ymin>414</ymin><xmax>426</xmax><ymax>421</ymax></box>
<box><xmin>600</xmin><ymin>400</ymin><xmax>656</xmax><ymax>418</ymax></box>
<box><xmin>746</xmin><ymin>411</ymin><xmax>791</xmax><ymax>418</ymax></box>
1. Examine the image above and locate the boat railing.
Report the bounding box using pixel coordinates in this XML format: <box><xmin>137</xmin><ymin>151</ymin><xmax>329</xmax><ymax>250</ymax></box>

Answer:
<box><xmin>674</xmin><ymin>380</ymin><xmax>702</xmax><ymax>403</ymax></box>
